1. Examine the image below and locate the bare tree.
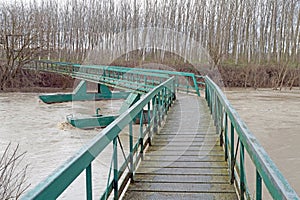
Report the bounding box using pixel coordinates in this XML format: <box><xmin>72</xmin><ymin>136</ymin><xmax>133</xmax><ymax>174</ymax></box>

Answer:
<box><xmin>0</xmin><ymin>0</ymin><xmax>299</xmax><ymax>88</ymax></box>
<box><xmin>0</xmin><ymin>2</ymin><xmax>45</xmax><ymax>90</ymax></box>
<box><xmin>0</xmin><ymin>143</ymin><xmax>30</xmax><ymax>199</ymax></box>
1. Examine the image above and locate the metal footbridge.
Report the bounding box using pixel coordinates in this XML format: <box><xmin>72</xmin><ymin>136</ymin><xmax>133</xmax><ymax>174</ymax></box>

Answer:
<box><xmin>22</xmin><ymin>60</ymin><xmax>299</xmax><ymax>200</ymax></box>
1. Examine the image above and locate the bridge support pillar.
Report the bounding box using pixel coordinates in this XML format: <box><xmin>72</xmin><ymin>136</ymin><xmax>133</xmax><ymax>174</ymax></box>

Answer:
<box><xmin>98</xmin><ymin>84</ymin><xmax>112</xmax><ymax>95</ymax></box>
<box><xmin>39</xmin><ymin>81</ymin><xmax>130</xmax><ymax>103</ymax></box>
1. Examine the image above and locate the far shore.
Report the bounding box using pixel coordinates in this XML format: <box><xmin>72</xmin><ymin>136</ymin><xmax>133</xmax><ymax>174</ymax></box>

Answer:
<box><xmin>0</xmin><ymin>87</ymin><xmax>73</xmax><ymax>93</ymax></box>
<box><xmin>1</xmin><ymin>86</ymin><xmax>299</xmax><ymax>94</ymax></box>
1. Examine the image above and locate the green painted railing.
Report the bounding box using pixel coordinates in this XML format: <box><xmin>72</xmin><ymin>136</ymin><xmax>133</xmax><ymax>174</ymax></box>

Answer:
<box><xmin>205</xmin><ymin>76</ymin><xmax>299</xmax><ymax>200</ymax></box>
<box><xmin>25</xmin><ymin>60</ymin><xmax>204</xmax><ymax>96</ymax></box>
<box><xmin>105</xmin><ymin>65</ymin><xmax>204</xmax><ymax>96</ymax></box>
<box><xmin>29</xmin><ymin>60</ymin><xmax>170</xmax><ymax>93</ymax></box>
<box><xmin>21</xmin><ymin>77</ymin><xmax>176</xmax><ymax>200</ymax></box>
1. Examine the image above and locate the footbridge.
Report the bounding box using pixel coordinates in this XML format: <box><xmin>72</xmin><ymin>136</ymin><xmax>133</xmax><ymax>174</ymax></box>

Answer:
<box><xmin>22</xmin><ymin>60</ymin><xmax>299</xmax><ymax>200</ymax></box>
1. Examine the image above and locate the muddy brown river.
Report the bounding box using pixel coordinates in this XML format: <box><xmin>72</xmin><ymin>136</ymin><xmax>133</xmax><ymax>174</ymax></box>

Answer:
<box><xmin>225</xmin><ymin>88</ymin><xmax>300</xmax><ymax>198</ymax></box>
<box><xmin>0</xmin><ymin>89</ymin><xmax>299</xmax><ymax>199</ymax></box>
<box><xmin>0</xmin><ymin>93</ymin><xmax>128</xmax><ymax>199</ymax></box>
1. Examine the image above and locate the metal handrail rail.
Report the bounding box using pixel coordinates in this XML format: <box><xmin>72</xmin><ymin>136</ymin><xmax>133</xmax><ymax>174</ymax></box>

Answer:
<box><xmin>21</xmin><ymin>77</ymin><xmax>176</xmax><ymax>200</ymax></box>
<box><xmin>24</xmin><ymin>60</ymin><xmax>204</xmax><ymax>96</ymax></box>
<box><xmin>205</xmin><ymin>75</ymin><xmax>299</xmax><ymax>200</ymax></box>
<box><xmin>76</xmin><ymin>64</ymin><xmax>205</xmax><ymax>96</ymax></box>
<box><xmin>33</xmin><ymin>59</ymin><xmax>204</xmax><ymax>80</ymax></box>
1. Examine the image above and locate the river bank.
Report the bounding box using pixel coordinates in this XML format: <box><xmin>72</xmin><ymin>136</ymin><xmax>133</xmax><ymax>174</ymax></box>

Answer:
<box><xmin>1</xmin><ymin>87</ymin><xmax>73</xmax><ymax>93</ymax></box>
<box><xmin>0</xmin><ymin>62</ymin><xmax>299</xmax><ymax>92</ymax></box>
<box><xmin>111</xmin><ymin>56</ymin><xmax>300</xmax><ymax>89</ymax></box>
<box><xmin>0</xmin><ymin>69</ymin><xmax>74</xmax><ymax>93</ymax></box>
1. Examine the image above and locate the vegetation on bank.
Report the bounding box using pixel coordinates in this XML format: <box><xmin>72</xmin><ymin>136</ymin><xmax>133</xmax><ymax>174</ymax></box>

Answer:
<box><xmin>0</xmin><ymin>60</ymin><xmax>73</xmax><ymax>92</ymax></box>
<box><xmin>112</xmin><ymin>51</ymin><xmax>300</xmax><ymax>90</ymax></box>
<box><xmin>218</xmin><ymin>64</ymin><xmax>299</xmax><ymax>89</ymax></box>
<box><xmin>0</xmin><ymin>50</ymin><xmax>299</xmax><ymax>92</ymax></box>
<box><xmin>0</xmin><ymin>0</ymin><xmax>299</xmax><ymax>91</ymax></box>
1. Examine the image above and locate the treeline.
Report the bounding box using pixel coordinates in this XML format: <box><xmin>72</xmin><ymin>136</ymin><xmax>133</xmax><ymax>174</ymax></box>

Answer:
<box><xmin>1</xmin><ymin>0</ymin><xmax>299</xmax><ymax>65</ymax></box>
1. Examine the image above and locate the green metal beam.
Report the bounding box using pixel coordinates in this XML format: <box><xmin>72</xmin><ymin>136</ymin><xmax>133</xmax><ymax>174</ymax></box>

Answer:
<box><xmin>25</xmin><ymin>60</ymin><xmax>204</xmax><ymax>96</ymax></box>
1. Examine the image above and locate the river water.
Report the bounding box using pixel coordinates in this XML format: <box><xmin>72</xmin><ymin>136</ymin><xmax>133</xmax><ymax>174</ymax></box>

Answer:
<box><xmin>0</xmin><ymin>93</ymin><xmax>132</xmax><ymax>199</ymax></box>
<box><xmin>0</xmin><ymin>89</ymin><xmax>299</xmax><ymax>199</ymax></box>
<box><xmin>224</xmin><ymin>88</ymin><xmax>300</xmax><ymax>197</ymax></box>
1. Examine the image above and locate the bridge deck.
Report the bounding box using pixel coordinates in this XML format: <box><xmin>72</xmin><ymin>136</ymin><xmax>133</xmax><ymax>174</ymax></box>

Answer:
<box><xmin>123</xmin><ymin>94</ymin><xmax>238</xmax><ymax>200</ymax></box>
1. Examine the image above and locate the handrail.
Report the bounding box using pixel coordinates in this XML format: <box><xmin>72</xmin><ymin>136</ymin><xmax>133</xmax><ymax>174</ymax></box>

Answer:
<box><xmin>27</xmin><ymin>60</ymin><xmax>170</xmax><ymax>93</ymax></box>
<box><xmin>205</xmin><ymin>75</ymin><xmax>299</xmax><ymax>200</ymax></box>
<box><xmin>24</xmin><ymin>60</ymin><xmax>204</xmax><ymax>96</ymax></box>
<box><xmin>81</xmin><ymin>64</ymin><xmax>205</xmax><ymax>96</ymax></box>
<box><xmin>22</xmin><ymin>77</ymin><xmax>176</xmax><ymax>200</ymax></box>
<box><xmin>100</xmin><ymin>65</ymin><xmax>205</xmax><ymax>96</ymax></box>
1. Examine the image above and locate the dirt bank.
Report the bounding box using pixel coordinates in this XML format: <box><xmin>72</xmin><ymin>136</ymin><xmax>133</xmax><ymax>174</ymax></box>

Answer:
<box><xmin>1</xmin><ymin>61</ymin><xmax>299</xmax><ymax>92</ymax></box>
<box><xmin>111</xmin><ymin>55</ymin><xmax>300</xmax><ymax>90</ymax></box>
<box><xmin>0</xmin><ymin>69</ymin><xmax>74</xmax><ymax>93</ymax></box>
<box><xmin>218</xmin><ymin>64</ymin><xmax>300</xmax><ymax>89</ymax></box>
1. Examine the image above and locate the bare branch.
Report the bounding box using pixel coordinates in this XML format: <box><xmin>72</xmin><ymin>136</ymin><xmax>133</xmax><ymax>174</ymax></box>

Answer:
<box><xmin>0</xmin><ymin>143</ymin><xmax>30</xmax><ymax>200</ymax></box>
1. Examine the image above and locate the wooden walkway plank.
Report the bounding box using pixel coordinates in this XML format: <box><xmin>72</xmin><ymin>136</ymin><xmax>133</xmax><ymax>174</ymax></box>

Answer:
<box><xmin>123</xmin><ymin>95</ymin><xmax>238</xmax><ymax>200</ymax></box>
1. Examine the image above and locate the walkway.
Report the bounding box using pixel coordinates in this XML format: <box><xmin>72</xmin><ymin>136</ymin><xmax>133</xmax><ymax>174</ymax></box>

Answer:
<box><xmin>123</xmin><ymin>94</ymin><xmax>237</xmax><ymax>199</ymax></box>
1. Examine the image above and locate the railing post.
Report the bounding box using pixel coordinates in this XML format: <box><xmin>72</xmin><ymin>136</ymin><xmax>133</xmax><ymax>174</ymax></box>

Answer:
<box><xmin>147</xmin><ymin>102</ymin><xmax>151</xmax><ymax>125</ymax></box>
<box><xmin>169</xmin><ymin>88</ymin><xmax>172</xmax><ymax>108</ymax></box>
<box><xmin>147</xmin><ymin>102</ymin><xmax>152</xmax><ymax>145</ymax></box>
<box><xmin>210</xmin><ymin>89</ymin><xmax>213</xmax><ymax>114</ymax></box>
<box><xmin>209</xmin><ymin>87</ymin><xmax>212</xmax><ymax>110</ymax></box>
<box><xmin>216</xmin><ymin>95</ymin><xmax>220</xmax><ymax>129</ymax></box>
<box><xmin>240</xmin><ymin>142</ymin><xmax>245</xmax><ymax>200</ymax></box>
<box><xmin>129</xmin><ymin>121</ymin><xmax>134</xmax><ymax>181</ymax></box>
<box><xmin>161</xmin><ymin>89</ymin><xmax>165</xmax><ymax>120</ymax></box>
<box><xmin>219</xmin><ymin>105</ymin><xmax>224</xmax><ymax>146</ymax></box>
<box><xmin>86</xmin><ymin>164</ymin><xmax>92</xmax><ymax>200</ymax></box>
<box><xmin>163</xmin><ymin>88</ymin><xmax>167</xmax><ymax>116</ymax></box>
<box><xmin>205</xmin><ymin>81</ymin><xmax>207</xmax><ymax>101</ymax></box>
<box><xmin>192</xmin><ymin>74</ymin><xmax>200</xmax><ymax>96</ymax></box>
<box><xmin>207</xmin><ymin>85</ymin><xmax>210</xmax><ymax>108</ymax></box>
<box><xmin>212</xmin><ymin>91</ymin><xmax>215</xmax><ymax>122</ymax></box>
<box><xmin>153</xmin><ymin>97</ymin><xmax>158</xmax><ymax>134</ymax></box>
<box><xmin>165</xmin><ymin>88</ymin><xmax>168</xmax><ymax>112</ymax></box>
<box><xmin>224</xmin><ymin>113</ymin><xmax>228</xmax><ymax>161</ymax></box>
<box><xmin>157</xmin><ymin>93</ymin><xmax>161</xmax><ymax>127</ymax></box>
<box><xmin>216</xmin><ymin>98</ymin><xmax>219</xmax><ymax>134</ymax></box>
<box><xmin>113</xmin><ymin>137</ymin><xmax>118</xmax><ymax>200</ymax></box>
<box><xmin>166</xmin><ymin>88</ymin><xmax>170</xmax><ymax>111</ymax></box>
<box><xmin>139</xmin><ymin>111</ymin><xmax>144</xmax><ymax>159</ymax></box>
<box><xmin>230</xmin><ymin>122</ymin><xmax>235</xmax><ymax>183</ymax></box>
<box><xmin>175</xmin><ymin>76</ymin><xmax>179</xmax><ymax>90</ymax></box>
<box><xmin>256</xmin><ymin>170</ymin><xmax>262</xmax><ymax>200</ymax></box>
<box><xmin>172</xmin><ymin>78</ymin><xmax>176</xmax><ymax>100</ymax></box>
<box><xmin>186</xmin><ymin>79</ymin><xmax>189</xmax><ymax>94</ymax></box>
